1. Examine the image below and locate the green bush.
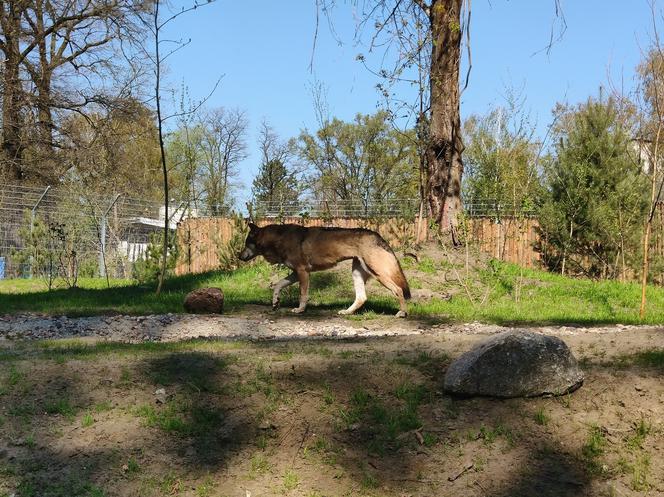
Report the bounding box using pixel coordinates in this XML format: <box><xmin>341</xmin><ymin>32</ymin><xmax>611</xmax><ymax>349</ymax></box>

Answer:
<box><xmin>217</xmin><ymin>213</ymin><xmax>250</xmax><ymax>271</ymax></box>
<box><xmin>132</xmin><ymin>231</ymin><xmax>179</xmax><ymax>284</ymax></box>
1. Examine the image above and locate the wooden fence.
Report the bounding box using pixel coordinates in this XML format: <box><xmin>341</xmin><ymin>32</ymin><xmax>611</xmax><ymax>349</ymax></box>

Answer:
<box><xmin>175</xmin><ymin>216</ymin><xmax>540</xmax><ymax>275</ymax></box>
<box><xmin>470</xmin><ymin>217</ymin><xmax>540</xmax><ymax>268</ymax></box>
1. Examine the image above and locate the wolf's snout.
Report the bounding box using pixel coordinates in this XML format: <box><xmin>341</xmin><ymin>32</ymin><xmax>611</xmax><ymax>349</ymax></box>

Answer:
<box><xmin>238</xmin><ymin>247</ymin><xmax>255</xmax><ymax>261</ymax></box>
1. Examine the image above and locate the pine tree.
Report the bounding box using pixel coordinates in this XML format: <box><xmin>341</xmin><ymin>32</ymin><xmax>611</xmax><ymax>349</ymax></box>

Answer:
<box><xmin>537</xmin><ymin>97</ymin><xmax>648</xmax><ymax>278</ymax></box>
<box><xmin>252</xmin><ymin>122</ymin><xmax>300</xmax><ymax>213</ymax></box>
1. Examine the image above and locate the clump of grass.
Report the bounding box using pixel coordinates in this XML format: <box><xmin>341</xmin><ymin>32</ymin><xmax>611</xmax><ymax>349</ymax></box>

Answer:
<box><xmin>582</xmin><ymin>424</ymin><xmax>607</xmax><ymax>474</ymax></box>
<box><xmin>338</xmin><ymin>383</ymin><xmax>431</xmax><ymax>454</ymax></box>
<box><xmin>25</xmin><ymin>433</ymin><xmax>36</xmax><ymax>449</ymax></box>
<box><xmin>135</xmin><ymin>404</ymin><xmax>186</xmax><ymax>433</ymax></box>
<box><xmin>394</xmin><ymin>350</ymin><xmax>447</xmax><ymax>375</ymax></box>
<box><xmin>479</xmin><ymin>424</ymin><xmax>514</xmax><ymax>446</ymax></box>
<box><xmin>125</xmin><ymin>457</ymin><xmax>141</xmax><ymax>476</ymax></box>
<box><xmin>416</xmin><ymin>257</ymin><xmax>438</xmax><ymax>274</ymax></box>
<box><xmin>627</xmin><ymin>417</ymin><xmax>651</xmax><ymax>449</ymax></box>
<box><xmin>282</xmin><ymin>469</ymin><xmax>300</xmax><ymax>491</ymax></box>
<box><xmin>422</xmin><ymin>432</ymin><xmax>438</xmax><ymax>447</ymax></box>
<box><xmin>135</xmin><ymin>400</ymin><xmax>222</xmax><ymax>437</ymax></box>
<box><xmin>8</xmin><ymin>365</ymin><xmax>24</xmax><ymax>386</ymax></box>
<box><xmin>360</xmin><ymin>471</ymin><xmax>379</xmax><ymax>490</ymax></box>
<box><xmin>248</xmin><ymin>454</ymin><xmax>271</xmax><ymax>479</ymax></box>
<box><xmin>195</xmin><ymin>476</ymin><xmax>216</xmax><ymax>497</ymax></box>
<box><xmin>534</xmin><ymin>407</ymin><xmax>549</xmax><ymax>426</ymax></box>
<box><xmin>119</xmin><ymin>367</ymin><xmax>132</xmax><ymax>387</ymax></box>
<box><xmin>81</xmin><ymin>412</ymin><xmax>94</xmax><ymax>428</ymax></box>
<box><xmin>94</xmin><ymin>401</ymin><xmax>112</xmax><ymax>413</ymax></box>
<box><xmin>630</xmin><ymin>454</ymin><xmax>651</xmax><ymax>491</ymax></box>
<box><xmin>322</xmin><ymin>384</ymin><xmax>335</xmax><ymax>406</ymax></box>
<box><xmin>45</xmin><ymin>398</ymin><xmax>76</xmax><ymax>420</ymax></box>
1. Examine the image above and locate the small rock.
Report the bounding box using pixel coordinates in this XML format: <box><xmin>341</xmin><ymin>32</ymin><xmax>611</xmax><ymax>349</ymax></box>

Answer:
<box><xmin>154</xmin><ymin>388</ymin><xmax>167</xmax><ymax>404</ymax></box>
<box><xmin>183</xmin><ymin>288</ymin><xmax>224</xmax><ymax>314</ymax></box>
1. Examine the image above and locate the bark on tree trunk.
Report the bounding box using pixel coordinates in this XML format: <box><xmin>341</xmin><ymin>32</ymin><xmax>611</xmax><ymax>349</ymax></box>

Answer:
<box><xmin>426</xmin><ymin>0</ymin><xmax>464</xmax><ymax>244</ymax></box>
<box><xmin>1</xmin><ymin>5</ymin><xmax>25</xmax><ymax>180</ymax></box>
<box><xmin>35</xmin><ymin>76</ymin><xmax>54</xmax><ymax>152</ymax></box>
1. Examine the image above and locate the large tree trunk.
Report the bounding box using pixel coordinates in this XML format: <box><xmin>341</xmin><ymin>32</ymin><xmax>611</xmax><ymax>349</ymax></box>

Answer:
<box><xmin>1</xmin><ymin>3</ymin><xmax>25</xmax><ymax>180</ymax></box>
<box><xmin>426</xmin><ymin>0</ymin><xmax>464</xmax><ymax>244</ymax></box>
<box><xmin>35</xmin><ymin>74</ymin><xmax>55</xmax><ymax>153</ymax></box>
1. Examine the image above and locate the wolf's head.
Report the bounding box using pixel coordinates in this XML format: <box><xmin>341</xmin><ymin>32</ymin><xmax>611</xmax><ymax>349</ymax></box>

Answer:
<box><xmin>238</xmin><ymin>222</ymin><xmax>260</xmax><ymax>261</ymax></box>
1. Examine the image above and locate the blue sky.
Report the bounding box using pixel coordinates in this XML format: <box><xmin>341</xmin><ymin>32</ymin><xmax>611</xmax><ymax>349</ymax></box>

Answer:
<box><xmin>162</xmin><ymin>0</ymin><xmax>658</xmax><ymax>206</ymax></box>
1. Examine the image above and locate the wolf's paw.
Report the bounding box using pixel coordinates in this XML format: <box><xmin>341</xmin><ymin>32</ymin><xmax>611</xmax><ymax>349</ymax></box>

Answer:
<box><xmin>338</xmin><ymin>309</ymin><xmax>353</xmax><ymax>315</ymax></box>
<box><xmin>395</xmin><ymin>310</ymin><xmax>407</xmax><ymax>318</ymax></box>
<box><xmin>291</xmin><ymin>307</ymin><xmax>305</xmax><ymax>314</ymax></box>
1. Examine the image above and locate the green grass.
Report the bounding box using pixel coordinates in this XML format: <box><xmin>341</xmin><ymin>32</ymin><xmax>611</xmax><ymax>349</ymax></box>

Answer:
<box><xmin>582</xmin><ymin>424</ymin><xmax>608</xmax><ymax>474</ymax></box>
<box><xmin>81</xmin><ymin>412</ymin><xmax>94</xmax><ymax>428</ymax></box>
<box><xmin>534</xmin><ymin>407</ymin><xmax>549</xmax><ymax>426</ymax></box>
<box><xmin>3</xmin><ymin>259</ymin><xmax>664</xmax><ymax>325</ymax></box>
<box><xmin>282</xmin><ymin>469</ymin><xmax>300</xmax><ymax>491</ymax></box>
<box><xmin>248</xmin><ymin>454</ymin><xmax>271</xmax><ymax>479</ymax></box>
<box><xmin>134</xmin><ymin>400</ymin><xmax>223</xmax><ymax>437</ymax></box>
<box><xmin>45</xmin><ymin>398</ymin><xmax>77</xmax><ymax>420</ymax></box>
<box><xmin>338</xmin><ymin>383</ymin><xmax>431</xmax><ymax>455</ymax></box>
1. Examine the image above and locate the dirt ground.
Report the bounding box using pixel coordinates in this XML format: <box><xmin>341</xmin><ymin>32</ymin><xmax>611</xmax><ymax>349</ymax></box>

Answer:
<box><xmin>1</xmin><ymin>316</ymin><xmax>663</xmax><ymax>497</ymax></box>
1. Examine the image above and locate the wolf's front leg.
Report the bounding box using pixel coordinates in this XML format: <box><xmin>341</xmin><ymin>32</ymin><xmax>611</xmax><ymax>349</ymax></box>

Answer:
<box><xmin>291</xmin><ymin>269</ymin><xmax>310</xmax><ymax>313</ymax></box>
<box><xmin>272</xmin><ymin>272</ymin><xmax>298</xmax><ymax>310</ymax></box>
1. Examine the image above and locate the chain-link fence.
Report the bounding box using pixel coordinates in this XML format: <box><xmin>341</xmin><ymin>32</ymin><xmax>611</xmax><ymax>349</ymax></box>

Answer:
<box><xmin>464</xmin><ymin>200</ymin><xmax>537</xmax><ymax>219</ymax></box>
<box><xmin>252</xmin><ymin>198</ymin><xmax>536</xmax><ymax>219</ymax></box>
<box><xmin>252</xmin><ymin>198</ymin><xmax>422</xmax><ymax>218</ymax></box>
<box><xmin>0</xmin><ymin>183</ymin><xmax>183</xmax><ymax>281</ymax></box>
<box><xmin>0</xmin><ymin>183</ymin><xmax>540</xmax><ymax>281</ymax></box>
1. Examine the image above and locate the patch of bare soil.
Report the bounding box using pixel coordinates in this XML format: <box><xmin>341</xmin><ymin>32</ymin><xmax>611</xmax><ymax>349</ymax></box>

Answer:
<box><xmin>1</xmin><ymin>323</ymin><xmax>663</xmax><ymax>497</ymax></box>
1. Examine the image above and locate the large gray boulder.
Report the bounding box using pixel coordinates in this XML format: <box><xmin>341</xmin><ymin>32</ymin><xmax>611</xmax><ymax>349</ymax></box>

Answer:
<box><xmin>443</xmin><ymin>330</ymin><xmax>584</xmax><ymax>398</ymax></box>
<box><xmin>183</xmin><ymin>287</ymin><xmax>224</xmax><ymax>314</ymax></box>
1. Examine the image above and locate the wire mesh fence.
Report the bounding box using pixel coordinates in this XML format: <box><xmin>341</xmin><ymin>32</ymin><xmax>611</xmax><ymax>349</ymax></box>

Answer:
<box><xmin>0</xmin><ymin>182</ymin><xmax>539</xmax><ymax>282</ymax></box>
<box><xmin>464</xmin><ymin>200</ymin><xmax>537</xmax><ymax>219</ymax></box>
<box><xmin>251</xmin><ymin>198</ymin><xmax>422</xmax><ymax>218</ymax></box>
<box><xmin>0</xmin><ymin>183</ymin><xmax>179</xmax><ymax>281</ymax></box>
<box><xmin>252</xmin><ymin>198</ymin><xmax>536</xmax><ymax>219</ymax></box>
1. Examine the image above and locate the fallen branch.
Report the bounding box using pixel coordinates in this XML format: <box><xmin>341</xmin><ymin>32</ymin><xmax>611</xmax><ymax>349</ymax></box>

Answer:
<box><xmin>448</xmin><ymin>462</ymin><xmax>474</xmax><ymax>482</ymax></box>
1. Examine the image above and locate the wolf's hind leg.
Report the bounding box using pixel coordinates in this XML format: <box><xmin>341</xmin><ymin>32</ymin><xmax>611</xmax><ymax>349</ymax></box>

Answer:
<box><xmin>272</xmin><ymin>272</ymin><xmax>298</xmax><ymax>310</ymax></box>
<box><xmin>338</xmin><ymin>258</ymin><xmax>371</xmax><ymax>315</ymax></box>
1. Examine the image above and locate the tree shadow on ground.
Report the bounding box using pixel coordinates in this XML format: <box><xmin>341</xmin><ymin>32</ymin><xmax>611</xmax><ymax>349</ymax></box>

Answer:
<box><xmin>493</xmin><ymin>444</ymin><xmax>590</xmax><ymax>497</ymax></box>
<box><xmin>137</xmin><ymin>352</ymin><xmax>253</xmax><ymax>468</ymax></box>
<box><xmin>1</xmin><ymin>349</ymin><xmax>255</xmax><ymax>495</ymax></box>
<box><xmin>0</xmin><ymin>337</ymin><xmax>627</xmax><ymax>496</ymax></box>
<box><xmin>265</xmin><ymin>339</ymin><xmax>596</xmax><ymax>496</ymax></box>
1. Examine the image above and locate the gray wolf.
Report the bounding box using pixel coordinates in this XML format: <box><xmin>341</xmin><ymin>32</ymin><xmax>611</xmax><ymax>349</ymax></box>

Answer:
<box><xmin>238</xmin><ymin>223</ymin><xmax>411</xmax><ymax>317</ymax></box>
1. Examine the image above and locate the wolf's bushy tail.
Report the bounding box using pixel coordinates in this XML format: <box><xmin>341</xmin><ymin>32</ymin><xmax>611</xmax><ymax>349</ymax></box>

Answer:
<box><xmin>395</xmin><ymin>265</ymin><xmax>411</xmax><ymax>300</ymax></box>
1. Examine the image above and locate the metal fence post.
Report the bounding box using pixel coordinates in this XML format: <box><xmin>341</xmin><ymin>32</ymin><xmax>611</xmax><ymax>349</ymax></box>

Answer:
<box><xmin>28</xmin><ymin>186</ymin><xmax>51</xmax><ymax>278</ymax></box>
<box><xmin>99</xmin><ymin>194</ymin><xmax>121</xmax><ymax>278</ymax></box>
